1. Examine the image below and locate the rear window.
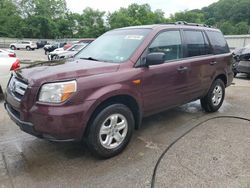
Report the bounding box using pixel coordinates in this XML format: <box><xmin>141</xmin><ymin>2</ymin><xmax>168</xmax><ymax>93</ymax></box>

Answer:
<box><xmin>206</xmin><ymin>31</ymin><xmax>230</xmax><ymax>54</ymax></box>
<box><xmin>183</xmin><ymin>30</ymin><xmax>211</xmax><ymax>57</ymax></box>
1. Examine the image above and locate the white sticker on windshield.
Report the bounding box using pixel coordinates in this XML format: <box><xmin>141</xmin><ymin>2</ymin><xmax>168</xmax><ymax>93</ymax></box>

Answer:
<box><xmin>124</xmin><ymin>35</ymin><xmax>144</xmax><ymax>40</ymax></box>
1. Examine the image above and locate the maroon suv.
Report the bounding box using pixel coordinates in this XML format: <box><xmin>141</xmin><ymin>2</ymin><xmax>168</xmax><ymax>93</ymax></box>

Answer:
<box><xmin>5</xmin><ymin>23</ymin><xmax>233</xmax><ymax>158</ymax></box>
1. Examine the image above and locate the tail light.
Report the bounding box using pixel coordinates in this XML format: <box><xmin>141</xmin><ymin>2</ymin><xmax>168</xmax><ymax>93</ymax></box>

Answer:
<box><xmin>8</xmin><ymin>53</ymin><xmax>16</xmax><ymax>57</ymax></box>
<box><xmin>10</xmin><ymin>59</ymin><xmax>21</xmax><ymax>71</ymax></box>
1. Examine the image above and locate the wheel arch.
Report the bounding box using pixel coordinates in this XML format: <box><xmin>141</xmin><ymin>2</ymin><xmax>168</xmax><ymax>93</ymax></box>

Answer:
<box><xmin>215</xmin><ymin>74</ymin><xmax>227</xmax><ymax>86</ymax></box>
<box><xmin>83</xmin><ymin>94</ymin><xmax>142</xmax><ymax>138</ymax></box>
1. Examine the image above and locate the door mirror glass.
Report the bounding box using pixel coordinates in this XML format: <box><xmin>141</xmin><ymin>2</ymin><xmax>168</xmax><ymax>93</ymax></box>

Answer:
<box><xmin>145</xmin><ymin>52</ymin><xmax>165</xmax><ymax>66</ymax></box>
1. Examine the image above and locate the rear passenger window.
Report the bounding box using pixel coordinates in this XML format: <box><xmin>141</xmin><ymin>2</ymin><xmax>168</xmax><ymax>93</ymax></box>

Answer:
<box><xmin>206</xmin><ymin>31</ymin><xmax>230</xmax><ymax>54</ymax></box>
<box><xmin>149</xmin><ymin>30</ymin><xmax>183</xmax><ymax>61</ymax></box>
<box><xmin>184</xmin><ymin>30</ymin><xmax>211</xmax><ymax>57</ymax></box>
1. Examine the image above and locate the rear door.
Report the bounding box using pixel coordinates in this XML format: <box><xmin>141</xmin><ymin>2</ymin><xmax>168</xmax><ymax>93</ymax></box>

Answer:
<box><xmin>182</xmin><ymin>29</ymin><xmax>215</xmax><ymax>99</ymax></box>
<box><xmin>141</xmin><ymin>30</ymin><xmax>191</xmax><ymax>115</ymax></box>
<box><xmin>205</xmin><ymin>30</ymin><xmax>232</xmax><ymax>86</ymax></box>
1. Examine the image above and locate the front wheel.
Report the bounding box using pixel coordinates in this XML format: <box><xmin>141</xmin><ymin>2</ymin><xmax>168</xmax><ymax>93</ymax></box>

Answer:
<box><xmin>26</xmin><ymin>46</ymin><xmax>31</xmax><ymax>51</ymax></box>
<box><xmin>200</xmin><ymin>79</ymin><xmax>225</xmax><ymax>113</ymax></box>
<box><xmin>86</xmin><ymin>104</ymin><xmax>134</xmax><ymax>158</ymax></box>
<box><xmin>10</xmin><ymin>45</ymin><xmax>16</xmax><ymax>50</ymax></box>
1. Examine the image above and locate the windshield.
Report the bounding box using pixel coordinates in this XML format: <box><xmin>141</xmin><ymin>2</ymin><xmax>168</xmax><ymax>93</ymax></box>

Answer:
<box><xmin>75</xmin><ymin>29</ymin><xmax>151</xmax><ymax>63</ymax></box>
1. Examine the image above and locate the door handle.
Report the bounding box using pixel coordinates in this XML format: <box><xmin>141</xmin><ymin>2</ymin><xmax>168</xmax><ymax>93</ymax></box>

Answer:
<box><xmin>177</xmin><ymin>66</ymin><xmax>189</xmax><ymax>72</ymax></box>
<box><xmin>210</xmin><ymin>61</ymin><xmax>218</xmax><ymax>65</ymax></box>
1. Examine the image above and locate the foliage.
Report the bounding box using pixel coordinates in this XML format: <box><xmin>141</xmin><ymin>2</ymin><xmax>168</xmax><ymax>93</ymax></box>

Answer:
<box><xmin>0</xmin><ymin>0</ymin><xmax>249</xmax><ymax>39</ymax></box>
<box><xmin>107</xmin><ymin>4</ymin><xmax>166</xmax><ymax>29</ymax></box>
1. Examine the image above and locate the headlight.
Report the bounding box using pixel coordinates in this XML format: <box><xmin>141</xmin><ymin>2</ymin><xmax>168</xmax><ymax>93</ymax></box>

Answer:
<box><xmin>38</xmin><ymin>80</ymin><xmax>77</xmax><ymax>103</ymax></box>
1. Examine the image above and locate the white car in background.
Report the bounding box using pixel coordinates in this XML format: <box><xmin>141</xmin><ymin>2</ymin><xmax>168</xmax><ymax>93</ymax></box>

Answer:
<box><xmin>0</xmin><ymin>58</ymin><xmax>20</xmax><ymax>94</ymax></box>
<box><xmin>9</xmin><ymin>41</ymin><xmax>37</xmax><ymax>51</ymax></box>
<box><xmin>0</xmin><ymin>49</ymin><xmax>16</xmax><ymax>58</ymax></box>
<box><xmin>48</xmin><ymin>44</ymin><xmax>88</xmax><ymax>60</ymax></box>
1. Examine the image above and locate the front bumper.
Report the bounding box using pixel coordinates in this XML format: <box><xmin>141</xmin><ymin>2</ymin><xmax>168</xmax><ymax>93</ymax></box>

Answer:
<box><xmin>5</xmin><ymin>85</ymin><xmax>95</xmax><ymax>141</ymax></box>
<box><xmin>5</xmin><ymin>103</ymin><xmax>42</xmax><ymax>138</ymax></box>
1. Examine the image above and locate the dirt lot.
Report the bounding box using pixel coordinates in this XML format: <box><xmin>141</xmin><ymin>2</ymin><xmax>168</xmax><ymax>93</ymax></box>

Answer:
<box><xmin>0</xmin><ymin>74</ymin><xmax>249</xmax><ymax>187</ymax></box>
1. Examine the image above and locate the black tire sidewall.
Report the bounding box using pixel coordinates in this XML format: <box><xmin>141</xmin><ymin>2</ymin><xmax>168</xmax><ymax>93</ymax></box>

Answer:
<box><xmin>26</xmin><ymin>46</ymin><xmax>31</xmax><ymax>51</ymax></box>
<box><xmin>87</xmin><ymin>104</ymin><xmax>135</xmax><ymax>158</ymax></box>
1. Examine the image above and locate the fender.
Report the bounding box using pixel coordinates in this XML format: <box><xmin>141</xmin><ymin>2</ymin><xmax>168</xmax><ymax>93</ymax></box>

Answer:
<box><xmin>82</xmin><ymin>83</ymin><xmax>143</xmax><ymax>132</ymax></box>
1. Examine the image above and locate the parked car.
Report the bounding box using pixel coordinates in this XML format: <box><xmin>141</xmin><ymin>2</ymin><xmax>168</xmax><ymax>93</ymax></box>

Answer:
<box><xmin>4</xmin><ymin>23</ymin><xmax>233</xmax><ymax>158</ymax></box>
<box><xmin>63</xmin><ymin>41</ymin><xmax>79</xmax><ymax>50</ymax></box>
<box><xmin>48</xmin><ymin>43</ymin><xmax>89</xmax><ymax>60</ymax></box>
<box><xmin>0</xmin><ymin>57</ymin><xmax>20</xmax><ymax>94</ymax></box>
<box><xmin>64</xmin><ymin>39</ymin><xmax>95</xmax><ymax>50</ymax></box>
<box><xmin>36</xmin><ymin>41</ymin><xmax>48</xmax><ymax>49</ymax></box>
<box><xmin>9</xmin><ymin>41</ymin><xmax>37</xmax><ymax>51</ymax></box>
<box><xmin>44</xmin><ymin>42</ymin><xmax>66</xmax><ymax>55</ymax></box>
<box><xmin>0</xmin><ymin>49</ymin><xmax>16</xmax><ymax>58</ymax></box>
<box><xmin>232</xmin><ymin>44</ymin><xmax>250</xmax><ymax>76</ymax></box>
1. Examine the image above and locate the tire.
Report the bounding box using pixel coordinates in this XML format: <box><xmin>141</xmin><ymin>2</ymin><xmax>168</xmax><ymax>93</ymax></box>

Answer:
<box><xmin>200</xmin><ymin>79</ymin><xmax>225</xmax><ymax>113</ymax></box>
<box><xmin>86</xmin><ymin>104</ymin><xmax>135</xmax><ymax>158</ymax></box>
<box><xmin>234</xmin><ymin>72</ymin><xmax>237</xmax><ymax>77</ymax></box>
<box><xmin>54</xmin><ymin>55</ymin><xmax>60</xmax><ymax>60</ymax></box>
<box><xmin>26</xmin><ymin>46</ymin><xmax>31</xmax><ymax>51</ymax></box>
<box><xmin>10</xmin><ymin>45</ymin><xmax>16</xmax><ymax>50</ymax></box>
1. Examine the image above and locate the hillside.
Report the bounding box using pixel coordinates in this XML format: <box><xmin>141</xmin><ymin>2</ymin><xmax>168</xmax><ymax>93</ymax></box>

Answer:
<box><xmin>170</xmin><ymin>0</ymin><xmax>250</xmax><ymax>34</ymax></box>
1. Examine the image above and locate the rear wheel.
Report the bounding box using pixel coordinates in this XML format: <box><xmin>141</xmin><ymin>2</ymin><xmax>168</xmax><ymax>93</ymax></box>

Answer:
<box><xmin>86</xmin><ymin>104</ymin><xmax>134</xmax><ymax>158</ymax></box>
<box><xmin>200</xmin><ymin>79</ymin><xmax>225</xmax><ymax>113</ymax></box>
<box><xmin>26</xmin><ymin>46</ymin><xmax>31</xmax><ymax>51</ymax></box>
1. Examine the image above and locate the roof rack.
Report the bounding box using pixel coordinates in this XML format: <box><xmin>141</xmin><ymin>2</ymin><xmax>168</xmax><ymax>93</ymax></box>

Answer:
<box><xmin>174</xmin><ymin>21</ymin><xmax>215</xmax><ymax>28</ymax></box>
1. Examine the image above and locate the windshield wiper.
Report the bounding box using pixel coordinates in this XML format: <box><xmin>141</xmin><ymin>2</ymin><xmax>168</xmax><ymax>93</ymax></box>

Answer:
<box><xmin>80</xmin><ymin>57</ymin><xmax>100</xmax><ymax>61</ymax></box>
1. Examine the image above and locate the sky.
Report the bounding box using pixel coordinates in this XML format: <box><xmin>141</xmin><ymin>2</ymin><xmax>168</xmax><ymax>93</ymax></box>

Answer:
<box><xmin>66</xmin><ymin>0</ymin><xmax>219</xmax><ymax>17</ymax></box>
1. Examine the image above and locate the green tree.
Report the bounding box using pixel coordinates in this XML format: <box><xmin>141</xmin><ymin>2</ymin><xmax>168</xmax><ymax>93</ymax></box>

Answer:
<box><xmin>0</xmin><ymin>0</ymin><xmax>24</xmax><ymax>37</ymax></box>
<box><xmin>170</xmin><ymin>11</ymin><xmax>205</xmax><ymax>23</ymax></box>
<box><xmin>219</xmin><ymin>21</ymin><xmax>235</xmax><ymax>35</ymax></box>
<box><xmin>234</xmin><ymin>22</ymin><xmax>249</xmax><ymax>34</ymax></box>
<box><xmin>76</xmin><ymin>8</ymin><xmax>106</xmax><ymax>38</ymax></box>
<box><xmin>107</xmin><ymin>4</ymin><xmax>166</xmax><ymax>29</ymax></box>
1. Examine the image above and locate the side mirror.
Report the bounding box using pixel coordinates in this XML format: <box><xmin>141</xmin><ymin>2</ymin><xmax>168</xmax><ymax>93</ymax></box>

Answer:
<box><xmin>145</xmin><ymin>52</ymin><xmax>165</xmax><ymax>66</ymax></box>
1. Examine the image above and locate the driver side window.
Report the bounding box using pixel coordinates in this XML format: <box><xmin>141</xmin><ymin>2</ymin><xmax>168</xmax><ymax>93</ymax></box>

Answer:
<box><xmin>149</xmin><ymin>30</ymin><xmax>183</xmax><ymax>61</ymax></box>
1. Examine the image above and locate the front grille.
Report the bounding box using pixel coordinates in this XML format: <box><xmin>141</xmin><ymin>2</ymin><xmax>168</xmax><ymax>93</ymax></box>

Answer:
<box><xmin>8</xmin><ymin>76</ymin><xmax>28</xmax><ymax>101</ymax></box>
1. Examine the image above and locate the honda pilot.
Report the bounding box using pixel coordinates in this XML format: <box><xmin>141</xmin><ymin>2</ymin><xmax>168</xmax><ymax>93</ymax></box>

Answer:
<box><xmin>5</xmin><ymin>23</ymin><xmax>233</xmax><ymax>158</ymax></box>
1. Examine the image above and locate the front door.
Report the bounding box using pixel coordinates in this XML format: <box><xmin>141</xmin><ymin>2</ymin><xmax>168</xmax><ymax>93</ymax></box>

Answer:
<box><xmin>141</xmin><ymin>30</ymin><xmax>191</xmax><ymax>116</ymax></box>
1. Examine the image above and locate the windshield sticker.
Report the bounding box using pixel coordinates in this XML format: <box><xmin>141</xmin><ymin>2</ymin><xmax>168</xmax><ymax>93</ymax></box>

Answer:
<box><xmin>124</xmin><ymin>35</ymin><xmax>144</xmax><ymax>40</ymax></box>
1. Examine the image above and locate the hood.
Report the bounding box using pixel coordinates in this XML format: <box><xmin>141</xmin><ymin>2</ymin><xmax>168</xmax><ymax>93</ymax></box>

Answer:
<box><xmin>16</xmin><ymin>59</ymin><xmax>120</xmax><ymax>87</ymax></box>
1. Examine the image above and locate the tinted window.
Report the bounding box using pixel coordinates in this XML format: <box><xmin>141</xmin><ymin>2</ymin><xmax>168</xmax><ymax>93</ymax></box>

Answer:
<box><xmin>206</xmin><ymin>31</ymin><xmax>229</xmax><ymax>54</ymax></box>
<box><xmin>149</xmin><ymin>30</ymin><xmax>183</xmax><ymax>61</ymax></box>
<box><xmin>184</xmin><ymin>30</ymin><xmax>211</xmax><ymax>57</ymax></box>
